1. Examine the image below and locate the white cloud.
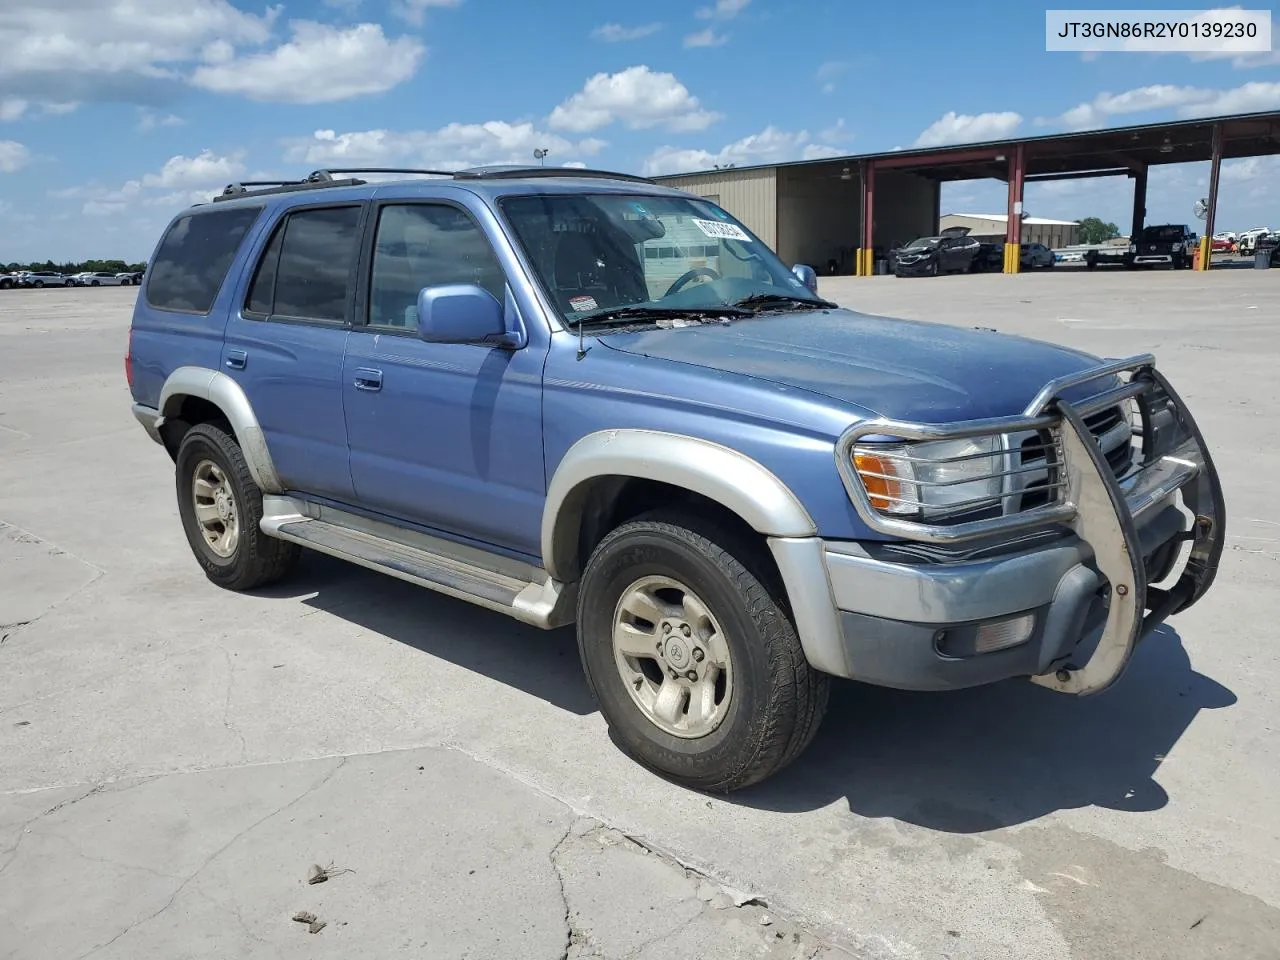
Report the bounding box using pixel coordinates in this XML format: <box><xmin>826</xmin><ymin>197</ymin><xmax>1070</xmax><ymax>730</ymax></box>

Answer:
<box><xmin>0</xmin><ymin>140</ymin><xmax>31</xmax><ymax>172</ymax></box>
<box><xmin>642</xmin><ymin>125</ymin><xmax>843</xmax><ymax>176</ymax></box>
<box><xmin>137</xmin><ymin>110</ymin><xmax>185</xmax><ymax>132</ymax></box>
<box><xmin>283</xmin><ymin>122</ymin><xmax>604</xmax><ymax>171</ymax></box>
<box><xmin>683</xmin><ymin>28</ymin><xmax>726</xmax><ymax>48</ymax></box>
<box><xmin>1177</xmin><ymin>81</ymin><xmax>1280</xmax><ymax>117</ymax></box>
<box><xmin>190</xmin><ymin>21</ymin><xmax>423</xmax><ymax>104</ymax></box>
<box><xmin>819</xmin><ymin>118</ymin><xmax>853</xmax><ymax>143</ymax></box>
<box><xmin>591</xmin><ymin>22</ymin><xmax>662</xmax><ymax>42</ymax></box>
<box><xmin>913</xmin><ymin>110</ymin><xmax>1022</xmax><ymax>147</ymax></box>
<box><xmin>696</xmin><ymin>0</ymin><xmax>749</xmax><ymax>20</ymax></box>
<box><xmin>141</xmin><ymin>149</ymin><xmax>246</xmax><ymax>189</ymax></box>
<box><xmin>57</xmin><ymin>149</ymin><xmax>244</xmax><ymax>219</ymax></box>
<box><xmin>391</xmin><ymin>0</ymin><xmax>461</xmax><ymax>27</ymax></box>
<box><xmin>1049</xmin><ymin>85</ymin><xmax>1212</xmax><ymax>129</ymax></box>
<box><xmin>1</xmin><ymin>98</ymin><xmax>29</xmax><ymax>121</ymax></box>
<box><xmin>0</xmin><ymin>0</ymin><xmax>278</xmax><ymax>106</ymax></box>
<box><xmin>548</xmin><ymin>66</ymin><xmax>720</xmax><ymax>133</ymax></box>
<box><xmin>1046</xmin><ymin>80</ymin><xmax>1280</xmax><ymax>129</ymax></box>
<box><xmin>562</xmin><ymin>161</ymin><xmax>588</xmax><ymax>169</ymax></box>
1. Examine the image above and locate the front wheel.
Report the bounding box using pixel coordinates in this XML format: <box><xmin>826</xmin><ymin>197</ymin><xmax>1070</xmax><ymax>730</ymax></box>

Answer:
<box><xmin>577</xmin><ymin>512</ymin><xmax>829</xmax><ymax>792</ymax></box>
<box><xmin>175</xmin><ymin>423</ymin><xmax>300</xmax><ymax>591</ymax></box>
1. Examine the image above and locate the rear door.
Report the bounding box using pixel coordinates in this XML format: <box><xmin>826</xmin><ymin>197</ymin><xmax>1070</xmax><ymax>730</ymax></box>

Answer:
<box><xmin>219</xmin><ymin>202</ymin><xmax>367</xmax><ymax>501</ymax></box>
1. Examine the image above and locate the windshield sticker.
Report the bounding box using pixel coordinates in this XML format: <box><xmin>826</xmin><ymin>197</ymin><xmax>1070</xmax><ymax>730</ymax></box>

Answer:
<box><xmin>568</xmin><ymin>295</ymin><xmax>598</xmax><ymax>312</ymax></box>
<box><xmin>692</xmin><ymin>218</ymin><xmax>750</xmax><ymax>242</ymax></box>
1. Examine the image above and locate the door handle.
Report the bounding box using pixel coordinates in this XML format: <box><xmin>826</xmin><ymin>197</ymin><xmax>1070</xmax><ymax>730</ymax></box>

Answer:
<box><xmin>353</xmin><ymin>367</ymin><xmax>383</xmax><ymax>392</ymax></box>
<box><xmin>225</xmin><ymin>350</ymin><xmax>247</xmax><ymax>370</ymax></box>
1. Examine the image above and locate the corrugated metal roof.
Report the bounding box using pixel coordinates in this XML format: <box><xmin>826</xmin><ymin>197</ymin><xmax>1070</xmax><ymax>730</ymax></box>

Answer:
<box><xmin>649</xmin><ymin>109</ymin><xmax>1280</xmax><ymax>181</ymax></box>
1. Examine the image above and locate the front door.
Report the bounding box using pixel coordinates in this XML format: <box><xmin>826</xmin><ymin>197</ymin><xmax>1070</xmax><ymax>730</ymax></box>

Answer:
<box><xmin>342</xmin><ymin>200</ymin><xmax>548</xmax><ymax>558</ymax></box>
<box><xmin>221</xmin><ymin>202</ymin><xmax>366</xmax><ymax>501</ymax></box>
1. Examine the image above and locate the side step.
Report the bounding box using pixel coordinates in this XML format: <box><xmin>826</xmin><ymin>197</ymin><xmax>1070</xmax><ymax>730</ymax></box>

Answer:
<box><xmin>259</xmin><ymin>496</ymin><xmax>574</xmax><ymax>629</ymax></box>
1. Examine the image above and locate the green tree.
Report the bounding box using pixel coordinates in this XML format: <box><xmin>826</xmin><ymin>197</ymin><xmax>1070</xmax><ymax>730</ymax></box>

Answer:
<box><xmin>1078</xmin><ymin>217</ymin><xmax>1120</xmax><ymax>245</ymax></box>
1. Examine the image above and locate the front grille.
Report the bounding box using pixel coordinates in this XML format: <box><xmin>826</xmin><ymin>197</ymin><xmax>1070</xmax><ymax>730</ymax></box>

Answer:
<box><xmin>1016</xmin><ymin>405</ymin><xmax>1133</xmax><ymax>511</ymax></box>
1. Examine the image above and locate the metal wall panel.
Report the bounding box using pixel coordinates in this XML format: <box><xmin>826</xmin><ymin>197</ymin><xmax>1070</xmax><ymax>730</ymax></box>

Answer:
<box><xmin>657</xmin><ymin>169</ymin><xmax>778</xmax><ymax>249</ymax></box>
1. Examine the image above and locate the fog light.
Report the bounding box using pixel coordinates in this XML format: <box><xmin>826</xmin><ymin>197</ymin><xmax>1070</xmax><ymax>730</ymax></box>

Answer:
<box><xmin>973</xmin><ymin>613</ymin><xmax>1035</xmax><ymax>654</ymax></box>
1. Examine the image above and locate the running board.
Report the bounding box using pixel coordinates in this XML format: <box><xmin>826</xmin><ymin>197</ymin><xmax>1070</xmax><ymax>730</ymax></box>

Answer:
<box><xmin>259</xmin><ymin>495</ymin><xmax>574</xmax><ymax>629</ymax></box>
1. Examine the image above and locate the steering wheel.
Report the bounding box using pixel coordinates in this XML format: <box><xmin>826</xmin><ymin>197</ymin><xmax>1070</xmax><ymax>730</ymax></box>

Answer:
<box><xmin>664</xmin><ymin>267</ymin><xmax>721</xmax><ymax>298</ymax></box>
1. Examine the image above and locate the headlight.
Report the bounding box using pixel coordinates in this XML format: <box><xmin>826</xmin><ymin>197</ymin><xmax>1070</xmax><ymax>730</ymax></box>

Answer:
<box><xmin>1129</xmin><ymin>243</ymin><xmax>1137</xmax><ymax>253</ymax></box>
<box><xmin>853</xmin><ymin>436</ymin><xmax>1004</xmax><ymax>520</ymax></box>
<box><xmin>1171</xmin><ymin>242</ymin><xmax>1182</xmax><ymax>252</ymax></box>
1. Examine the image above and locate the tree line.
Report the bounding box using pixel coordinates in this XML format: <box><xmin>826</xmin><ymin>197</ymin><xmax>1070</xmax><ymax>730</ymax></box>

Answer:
<box><xmin>4</xmin><ymin>259</ymin><xmax>148</xmax><ymax>274</ymax></box>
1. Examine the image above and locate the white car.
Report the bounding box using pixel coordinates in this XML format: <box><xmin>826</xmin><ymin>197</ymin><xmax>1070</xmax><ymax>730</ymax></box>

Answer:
<box><xmin>76</xmin><ymin>271</ymin><xmax>127</xmax><ymax>287</ymax></box>
<box><xmin>1238</xmin><ymin>228</ymin><xmax>1271</xmax><ymax>256</ymax></box>
<box><xmin>17</xmin><ymin>271</ymin><xmax>68</xmax><ymax>288</ymax></box>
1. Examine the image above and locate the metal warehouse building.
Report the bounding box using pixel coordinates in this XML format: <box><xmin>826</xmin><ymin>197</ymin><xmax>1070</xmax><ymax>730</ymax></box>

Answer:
<box><xmin>652</xmin><ymin>110</ymin><xmax>1280</xmax><ymax>275</ymax></box>
<box><xmin>938</xmin><ymin>214</ymin><xmax>1079</xmax><ymax>249</ymax></box>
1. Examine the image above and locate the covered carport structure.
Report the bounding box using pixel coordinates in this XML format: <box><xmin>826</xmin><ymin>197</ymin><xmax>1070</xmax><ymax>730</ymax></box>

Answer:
<box><xmin>654</xmin><ymin>110</ymin><xmax>1280</xmax><ymax>275</ymax></box>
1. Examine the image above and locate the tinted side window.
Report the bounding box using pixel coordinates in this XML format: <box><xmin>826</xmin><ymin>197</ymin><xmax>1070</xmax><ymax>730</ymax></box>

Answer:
<box><xmin>367</xmin><ymin>204</ymin><xmax>507</xmax><ymax>329</ymax></box>
<box><xmin>145</xmin><ymin>205</ymin><xmax>262</xmax><ymax>314</ymax></box>
<box><xmin>248</xmin><ymin>206</ymin><xmax>361</xmax><ymax>322</ymax></box>
<box><xmin>245</xmin><ymin>220</ymin><xmax>285</xmax><ymax>316</ymax></box>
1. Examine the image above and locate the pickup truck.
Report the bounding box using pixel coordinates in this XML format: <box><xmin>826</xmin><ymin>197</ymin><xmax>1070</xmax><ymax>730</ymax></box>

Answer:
<box><xmin>125</xmin><ymin>166</ymin><xmax>1226</xmax><ymax>792</ymax></box>
<box><xmin>1130</xmin><ymin>224</ymin><xmax>1196</xmax><ymax>269</ymax></box>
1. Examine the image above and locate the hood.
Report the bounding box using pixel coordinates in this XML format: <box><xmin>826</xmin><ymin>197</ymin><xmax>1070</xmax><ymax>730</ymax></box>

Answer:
<box><xmin>599</xmin><ymin>308</ymin><xmax>1108</xmax><ymax>422</ymax></box>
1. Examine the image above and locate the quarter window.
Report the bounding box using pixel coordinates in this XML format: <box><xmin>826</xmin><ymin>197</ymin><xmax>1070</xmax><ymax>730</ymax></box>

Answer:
<box><xmin>367</xmin><ymin>204</ymin><xmax>507</xmax><ymax>330</ymax></box>
<box><xmin>146</xmin><ymin>205</ymin><xmax>262</xmax><ymax>314</ymax></box>
<box><xmin>245</xmin><ymin>205</ymin><xmax>362</xmax><ymax>322</ymax></box>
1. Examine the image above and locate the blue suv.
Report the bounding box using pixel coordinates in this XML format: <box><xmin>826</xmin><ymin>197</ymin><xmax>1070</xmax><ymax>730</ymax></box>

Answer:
<box><xmin>127</xmin><ymin>166</ymin><xmax>1225</xmax><ymax>791</ymax></box>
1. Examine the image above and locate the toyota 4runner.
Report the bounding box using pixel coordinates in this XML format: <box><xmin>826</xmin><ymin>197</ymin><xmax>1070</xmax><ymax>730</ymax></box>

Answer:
<box><xmin>126</xmin><ymin>166</ymin><xmax>1225</xmax><ymax>792</ymax></box>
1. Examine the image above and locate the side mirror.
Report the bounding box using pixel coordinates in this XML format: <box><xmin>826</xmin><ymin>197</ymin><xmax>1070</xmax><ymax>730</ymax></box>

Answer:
<box><xmin>415</xmin><ymin>284</ymin><xmax>520</xmax><ymax>347</ymax></box>
<box><xmin>791</xmin><ymin>263</ymin><xmax>819</xmax><ymax>294</ymax></box>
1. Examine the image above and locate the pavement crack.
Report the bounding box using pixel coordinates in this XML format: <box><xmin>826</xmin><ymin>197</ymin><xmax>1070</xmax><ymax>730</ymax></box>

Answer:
<box><xmin>548</xmin><ymin>822</ymin><xmax>578</xmax><ymax>960</ymax></box>
<box><xmin>219</xmin><ymin>647</ymin><xmax>248</xmax><ymax>762</ymax></box>
<box><xmin>0</xmin><ymin>783</ymin><xmax>105</xmax><ymax>877</ymax></box>
<box><xmin>70</xmin><ymin>757</ymin><xmax>347</xmax><ymax>959</ymax></box>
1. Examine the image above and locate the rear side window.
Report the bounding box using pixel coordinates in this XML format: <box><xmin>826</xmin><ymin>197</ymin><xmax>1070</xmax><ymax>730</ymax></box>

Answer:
<box><xmin>245</xmin><ymin>205</ymin><xmax>362</xmax><ymax>323</ymax></box>
<box><xmin>145</xmin><ymin>205</ymin><xmax>263</xmax><ymax>314</ymax></box>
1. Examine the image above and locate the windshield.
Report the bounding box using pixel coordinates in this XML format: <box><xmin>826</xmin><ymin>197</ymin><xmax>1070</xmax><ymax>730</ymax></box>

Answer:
<box><xmin>1141</xmin><ymin>226</ymin><xmax>1185</xmax><ymax>242</ymax></box>
<box><xmin>904</xmin><ymin>237</ymin><xmax>939</xmax><ymax>249</ymax></box>
<box><xmin>499</xmin><ymin>193</ymin><xmax>823</xmax><ymax>323</ymax></box>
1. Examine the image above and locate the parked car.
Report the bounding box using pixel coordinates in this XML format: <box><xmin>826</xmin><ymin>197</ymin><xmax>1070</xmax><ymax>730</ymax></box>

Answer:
<box><xmin>1237</xmin><ymin>228</ymin><xmax>1271</xmax><ymax>256</ymax></box>
<box><xmin>1211</xmin><ymin>236</ymin><xmax>1235</xmax><ymax>254</ymax></box>
<box><xmin>17</xmin><ymin>270</ymin><xmax>68</xmax><ymax>288</ymax></box>
<box><xmin>0</xmin><ymin>273</ymin><xmax>15</xmax><ymax>290</ymax></box>
<box><xmin>1020</xmin><ymin>242</ymin><xmax>1055</xmax><ymax>269</ymax></box>
<box><xmin>1129</xmin><ymin>224</ymin><xmax>1196</xmax><ymax>269</ymax></box>
<box><xmin>892</xmin><ymin>233</ymin><xmax>980</xmax><ymax>276</ymax></box>
<box><xmin>972</xmin><ymin>242</ymin><xmax>1004</xmax><ymax>272</ymax></box>
<box><xmin>118</xmin><ymin>271</ymin><xmax>145</xmax><ymax>285</ymax></box>
<box><xmin>125</xmin><ymin>166</ymin><xmax>1226</xmax><ymax>792</ymax></box>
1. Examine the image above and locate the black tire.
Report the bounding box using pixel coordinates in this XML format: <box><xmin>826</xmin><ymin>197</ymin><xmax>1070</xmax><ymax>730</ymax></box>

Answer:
<box><xmin>90</xmin><ymin>280</ymin><xmax>99</xmax><ymax>286</ymax></box>
<box><xmin>121</xmin><ymin>278</ymin><xmax>131</xmax><ymax>286</ymax></box>
<box><xmin>577</xmin><ymin>511</ymin><xmax>829</xmax><ymax>792</ymax></box>
<box><xmin>174</xmin><ymin>422</ymin><xmax>300</xmax><ymax>591</ymax></box>
<box><xmin>33</xmin><ymin>280</ymin><xmax>43</xmax><ymax>288</ymax></box>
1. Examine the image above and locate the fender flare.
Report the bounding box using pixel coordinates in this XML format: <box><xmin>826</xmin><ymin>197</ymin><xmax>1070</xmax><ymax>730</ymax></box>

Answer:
<box><xmin>542</xmin><ymin>429</ymin><xmax>817</xmax><ymax>582</ymax></box>
<box><xmin>158</xmin><ymin>366</ymin><xmax>283</xmax><ymax>493</ymax></box>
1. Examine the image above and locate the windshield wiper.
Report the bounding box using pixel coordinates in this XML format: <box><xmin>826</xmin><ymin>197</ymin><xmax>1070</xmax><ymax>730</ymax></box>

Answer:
<box><xmin>731</xmin><ymin>292</ymin><xmax>838</xmax><ymax>311</ymax></box>
<box><xmin>567</xmin><ymin>304</ymin><xmax>750</xmax><ymax>328</ymax></box>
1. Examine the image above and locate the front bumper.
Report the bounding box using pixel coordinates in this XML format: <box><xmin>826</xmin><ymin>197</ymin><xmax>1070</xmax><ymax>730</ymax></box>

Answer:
<box><xmin>809</xmin><ymin>356</ymin><xmax>1225</xmax><ymax>695</ymax></box>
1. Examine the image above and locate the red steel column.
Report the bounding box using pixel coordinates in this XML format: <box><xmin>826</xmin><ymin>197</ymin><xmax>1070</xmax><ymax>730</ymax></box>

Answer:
<box><xmin>1005</xmin><ymin>143</ymin><xmax>1025</xmax><ymax>273</ymax></box>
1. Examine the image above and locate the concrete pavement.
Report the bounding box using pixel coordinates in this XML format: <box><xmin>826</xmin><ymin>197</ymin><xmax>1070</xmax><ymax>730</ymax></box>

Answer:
<box><xmin>2</xmin><ymin>270</ymin><xmax>1278</xmax><ymax>958</ymax></box>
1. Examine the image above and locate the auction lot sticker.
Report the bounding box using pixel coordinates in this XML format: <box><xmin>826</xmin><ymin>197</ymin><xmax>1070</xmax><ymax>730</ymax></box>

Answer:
<box><xmin>693</xmin><ymin>219</ymin><xmax>751</xmax><ymax>242</ymax></box>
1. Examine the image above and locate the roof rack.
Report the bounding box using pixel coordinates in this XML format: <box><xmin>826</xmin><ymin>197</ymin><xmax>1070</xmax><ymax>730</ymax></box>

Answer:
<box><xmin>211</xmin><ymin>164</ymin><xmax>656</xmax><ymax>203</ymax></box>
<box><xmin>453</xmin><ymin>165</ymin><xmax>657</xmax><ymax>184</ymax></box>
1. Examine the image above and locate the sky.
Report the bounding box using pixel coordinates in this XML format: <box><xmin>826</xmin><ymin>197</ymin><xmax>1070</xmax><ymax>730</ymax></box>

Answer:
<box><xmin>1</xmin><ymin>0</ymin><xmax>1279</xmax><ymax>263</ymax></box>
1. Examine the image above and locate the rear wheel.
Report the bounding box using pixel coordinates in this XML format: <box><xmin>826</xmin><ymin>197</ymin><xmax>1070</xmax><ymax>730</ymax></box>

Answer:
<box><xmin>576</xmin><ymin>511</ymin><xmax>829</xmax><ymax>792</ymax></box>
<box><xmin>33</xmin><ymin>280</ymin><xmax>44</xmax><ymax>288</ymax></box>
<box><xmin>175</xmin><ymin>423</ymin><xmax>300</xmax><ymax>591</ymax></box>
